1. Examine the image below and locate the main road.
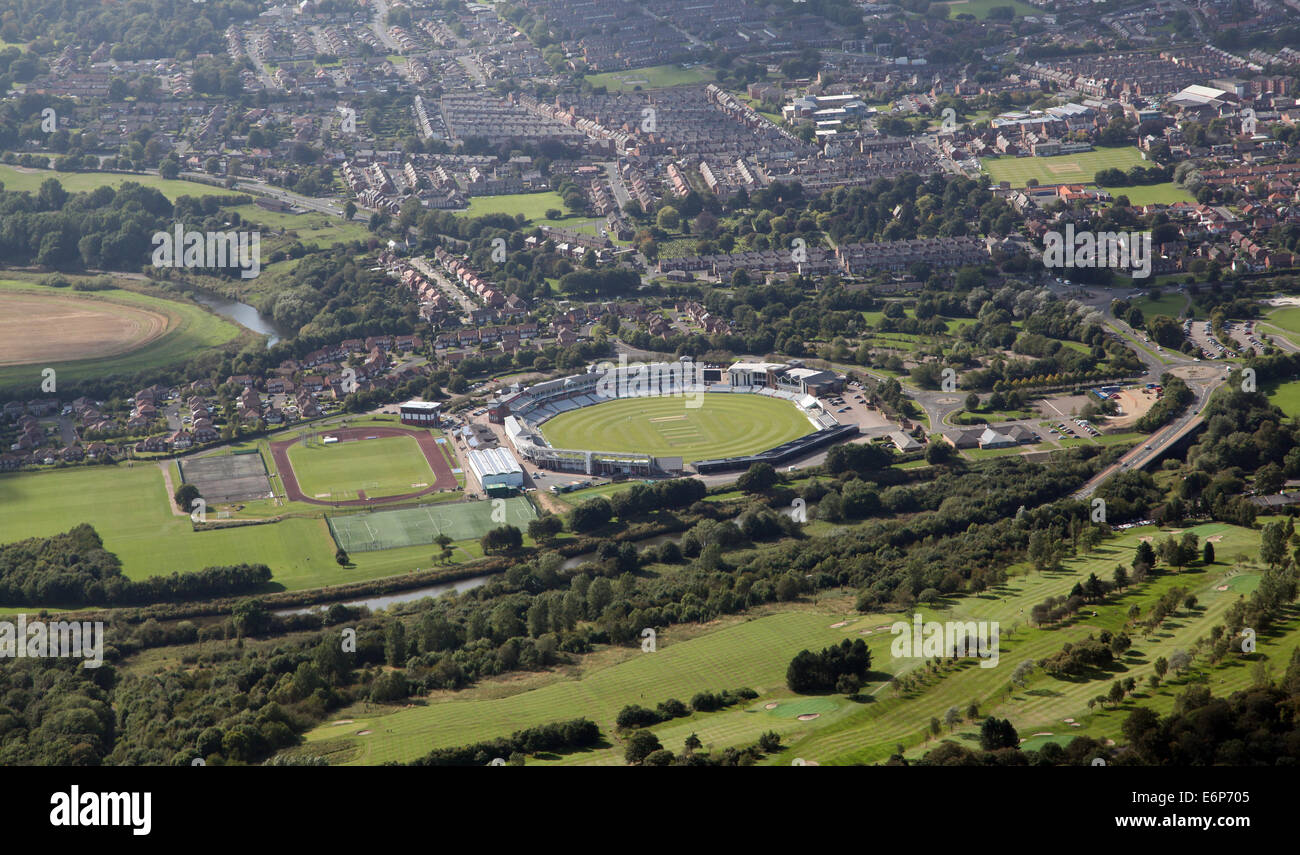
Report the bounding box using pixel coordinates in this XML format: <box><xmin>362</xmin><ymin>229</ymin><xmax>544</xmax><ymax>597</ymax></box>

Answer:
<box><xmin>1060</xmin><ymin>279</ymin><xmax>1228</xmax><ymax>498</ymax></box>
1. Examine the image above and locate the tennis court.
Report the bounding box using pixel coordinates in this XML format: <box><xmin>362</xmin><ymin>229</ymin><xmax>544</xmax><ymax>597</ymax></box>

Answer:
<box><xmin>327</xmin><ymin>496</ymin><xmax>537</xmax><ymax>552</ymax></box>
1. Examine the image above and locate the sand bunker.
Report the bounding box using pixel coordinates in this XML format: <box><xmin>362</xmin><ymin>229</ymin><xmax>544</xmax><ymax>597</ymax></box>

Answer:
<box><xmin>1063</xmin><ymin>718</ymin><xmax>1075</xmax><ymax>723</ymax></box>
<box><xmin>1032</xmin><ymin>732</ymin><xmax>1053</xmax><ymax>737</ymax></box>
<box><xmin>356</xmin><ymin>730</ymin><xmax>372</xmax><ymax>735</ymax></box>
<box><xmin>1216</xmin><ymin>585</ymin><xmax>1229</xmax><ymax>591</ymax></box>
<box><xmin>1138</xmin><ymin>536</ymin><xmax>1153</xmax><ymax>543</ymax></box>
<box><xmin>332</xmin><ymin>720</ymin><xmax>354</xmax><ymax>726</ymax></box>
<box><xmin>860</xmin><ymin>629</ymin><xmax>873</xmax><ymax>635</ymax></box>
<box><xmin>797</xmin><ymin>713</ymin><xmax>821</xmax><ymax>721</ymax></box>
<box><xmin>1207</xmin><ymin>535</ymin><xmax>1224</xmax><ymax>542</ymax></box>
<box><xmin>830</xmin><ymin>621</ymin><xmax>849</xmax><ymax>628</ymax></box>
<box><xmin>764</xmin><ymin>702</ymin><xmax>779</xmax><ymax>710</ymax></box>
<box><xmin>1070</xmin><ymin>722</ymin><xmax>1082</xmax><ymax>727</ymax></box>
<box><xmin>874</xmin><ymin>624</ymin><xmax>893</xmax><ymax>631</ymax></box>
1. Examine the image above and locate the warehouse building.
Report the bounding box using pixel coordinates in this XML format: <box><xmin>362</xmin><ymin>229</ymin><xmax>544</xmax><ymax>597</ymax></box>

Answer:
<box><xmin>465</xmin><ymin>447</ymin><xmax>524</xmax><ymax>492</ymax></box>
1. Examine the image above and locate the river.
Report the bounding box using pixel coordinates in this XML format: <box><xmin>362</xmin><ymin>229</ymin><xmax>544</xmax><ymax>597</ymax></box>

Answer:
<box><xmin>273</xmin><ymin>575</ymin><xmax>492</xmax><ymax>616</ymax></box>
<box><xmin>274</xmin><ymin>532</ymin><xmax>688</xmax><ymax>616</ymax></box>
<box><xmin>193</xmin><ymin>293</ymin><xmax>292</xmax><ymax>347</ymax></box>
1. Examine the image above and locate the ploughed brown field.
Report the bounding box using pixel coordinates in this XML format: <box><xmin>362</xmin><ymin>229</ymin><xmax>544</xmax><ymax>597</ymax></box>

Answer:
<box><xmin>0</xmin><ymin>292</ymin><xmax>170</xmax><ymax>366</ymax></box>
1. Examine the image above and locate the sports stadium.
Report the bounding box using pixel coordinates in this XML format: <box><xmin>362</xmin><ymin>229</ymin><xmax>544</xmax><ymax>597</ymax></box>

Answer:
<box><xmin>492</xmin><ymin>358</ymin><xmax>859</xmax><ymax>475</ymax></box>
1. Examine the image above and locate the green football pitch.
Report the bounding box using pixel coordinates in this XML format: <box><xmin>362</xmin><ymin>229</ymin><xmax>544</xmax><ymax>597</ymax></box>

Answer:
<box><xmin>288</xmin><ymin>435</ymin><xmax>436</xmax><ymax>501</ymax></box>
<box><xmin>327</xmin><ymin>496</ymin><xmax>537</xmax><ymax>553</ymax></box>
<box><xmin>539</xmin><ymin>394</ymin><xmax>814</xmax><ymax>461</ymax></box>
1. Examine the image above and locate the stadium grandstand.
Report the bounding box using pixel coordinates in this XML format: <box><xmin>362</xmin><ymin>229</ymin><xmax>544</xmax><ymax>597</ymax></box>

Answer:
<box><xmin>692</xmin><ymin>423</ymin><xmax>862</xmax><ymax>474</ymax></box>
<box><xmin>493</xmin><ymin>358</ymin><xmax>854</xmax><ymax>476</ymax></box>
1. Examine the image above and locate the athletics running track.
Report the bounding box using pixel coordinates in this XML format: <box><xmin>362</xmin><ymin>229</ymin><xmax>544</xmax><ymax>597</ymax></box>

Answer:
<box><xmin>269</xmin><ymin>427</ymin><xmax>457</xmax><ymax>506</ymax></box>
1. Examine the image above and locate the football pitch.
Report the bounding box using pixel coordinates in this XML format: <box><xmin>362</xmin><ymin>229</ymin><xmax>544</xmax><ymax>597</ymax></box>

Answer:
<box><xmin>981</xmin><ymin>147</ymin><xmax>1147</xmax><ymax>188</ymax></box>
<box><xmin>288</xmin><ymin>435</ymin><xmax>436</xmax><ymax>501</ymax></box>
<box><xmin>327</xmin><ymin>496</ymin><xmax>538</xmax><ymax>553</ymax></box>
<box><xmin>539</xmin><ymin>394</ymin><xmax>813</xmax><ymax>461</ymax></box>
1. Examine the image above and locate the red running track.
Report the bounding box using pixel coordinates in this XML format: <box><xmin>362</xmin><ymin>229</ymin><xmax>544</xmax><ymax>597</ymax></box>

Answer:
<box><xmin>269</xmin><ymin>426</ymin><xmax>457</xmax><ymax>507</ymax></box>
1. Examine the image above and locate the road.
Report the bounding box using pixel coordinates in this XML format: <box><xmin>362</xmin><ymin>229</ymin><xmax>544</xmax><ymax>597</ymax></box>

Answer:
<box><xmin>230</xmin><ymin>176</ymin><xmax>349</xmax><ymax>218</ymax></box>
<box><xmin>410</xmin><ymin>256</ymin><xmax>478</xmax><ymax>319</ymax></box>
<box><xmin>602</xmin><ymin>161</ymin><xmax>631</xmax><ymax>208</ymax></box>
<box><xmin>1060</xmin><ymin>280</ymin><xmax>1228</xmax><ymax>497</ymax></box>
<box><xmin>369</xmin><ymin>0</ymin><xmax>403</xmax><ymax>53</ymax></box>
<box><xmin>1072</xmin><ymin>386</ymin><xmax>1214</xmax><ymax>499</ymax></box>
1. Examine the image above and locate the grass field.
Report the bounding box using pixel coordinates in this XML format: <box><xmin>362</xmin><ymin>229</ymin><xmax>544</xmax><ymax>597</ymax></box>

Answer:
<box><xmin>540</xmin><ymin>394</ymin><xmax>813</xmax><ymax>461</ymax></box>
<box><xmin>1108</xmin><ymin>182</ymin><xmax>1195</xmax><ymax>205</ymax></box>
<box><xmin>939</xmin><ymin>0</ymin><xmax>1040</xmax><ymax>18</ymax></box>
<box><xmin>584</xmin><ymin>64</ymin><xmax>714</xmax><ymax>92</ymax></box>
<box><xmin>452</xmin><ymin>191</ymin><xmax>571</xmax><ymax>224</ymax></box>
<box><xmin>1129</xmin><ymin>292</ymin><xmax>1190</xmax><ymax>320</ymax></box>
<box><xmin>981</xmin><ymin>147</ymin><xmax>1147</xmax><ymax>188</ymax></box>
<box><xmin>288</xmin><ymin>435</ymin><xmax>437</xmax><ymax>501</ymax></box>
<box><xmin>1262</xmin><ymin>306</ymin><xmax>1300</xmax><ymax>342</ymax></box>
<box><xmin>0</xmin><ymin>464</ymin><xmax>335</xmax><ymax>584</ymax></box>
<box><xmin>1265</xmin><ymin>379</ymin><xmax>1300</xmax><ymax>416</ymax></box>
<box><xmin>298</xmin><ymin>522</ymin><xmax>1280</xmax><ymax>765</ymax></box>
<box><xmin>224</xmin><ymin>204</ymin><xmax>369</xmax><ymax>247</ymax></box>
<box><xmin>327</xmin><ymin>496</ymin><xmax>537</xmax><ymax>553</ymax></box>
<box><xmin>0</xmin><ymin>460</ymin><xmax>514</xmax><ymax>594</ymax></box>
<box><xmin>0</xmin><ymin>280</ymin><xmax>244</xmax><ymax>392</ymax></box>
<box><xmin>0</xmin><ymin>165</ymin><xmax>243</xmax><ymax>202</ymax></box>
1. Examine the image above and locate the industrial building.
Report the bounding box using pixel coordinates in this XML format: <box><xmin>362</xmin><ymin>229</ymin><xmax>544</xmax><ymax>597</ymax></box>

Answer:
<box><xmin>465</xmin><ymin>447</ymin><xmax>525</xmax><ymax>493</ymax></box>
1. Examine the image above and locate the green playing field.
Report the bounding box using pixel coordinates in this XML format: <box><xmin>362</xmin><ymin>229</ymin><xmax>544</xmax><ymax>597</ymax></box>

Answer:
<box><xmin>539</xmin><ymin>393</ymin><xmax>813</xmax><ymax>461</ymax></box>
<box><xmin>981</xmin><ymin>147</ymin><xmax>1148</xmax><ymax>188</ymax></box>
<box><xmin>327</xmin><ymin>496</ymin><xmax>537</xmax><ymax>553</ymax></box>
<box><xmin>289</xmin><ymin>435</ymin><xmax>436</xmax><ymax>501</ymax></box>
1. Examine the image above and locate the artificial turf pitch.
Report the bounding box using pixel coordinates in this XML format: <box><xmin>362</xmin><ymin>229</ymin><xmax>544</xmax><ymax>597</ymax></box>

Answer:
<box><xmin>327</xmin><ymin>496</ymin><xmax>538</xmax><ymax>553</ymax></box>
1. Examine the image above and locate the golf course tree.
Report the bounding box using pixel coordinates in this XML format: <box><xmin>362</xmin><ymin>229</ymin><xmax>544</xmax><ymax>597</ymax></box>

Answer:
<box><xmin>1134</xmin><ymin>538</ymin><xmax>1156</xmax><ymax>571</ymax></box>
<box><xmin>978</xmin><ymin>717</ymin><xmax>1019</xmax><ymax>750</ymax></box>
<box><xmin>404</xmin><ymin>719</ymin><xmax>602</xmax><ymax>766</ymax></box>
<box><xmin>1260</xmin><ymin>519</ymin><xmax>1289</xmax><ymax>569</ymax></box>
<box><xmin>1156</xmin><ymin>531</ymin><xmax>1199</xmax><ymax>572</ymax></box>
<box><xmin>787</xmin><ymin>639</ymin><xmax>872</xmax><ymax>693</ymax></box>
<box><xmin>335</xmin><ymin>547</ymin><xmax>349</xmax><ymax>566</ymax></box>
<box><xmin>624</xmin><ymin>730</ymin><xmax>663</xmax><ymax>765</ymax></box>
